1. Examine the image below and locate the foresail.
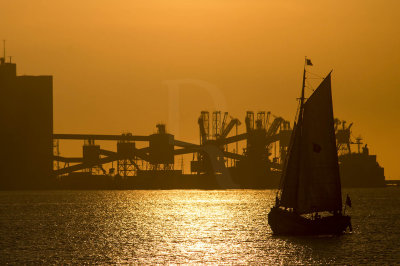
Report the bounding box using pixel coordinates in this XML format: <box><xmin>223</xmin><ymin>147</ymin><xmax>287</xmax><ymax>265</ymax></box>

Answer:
<box><xmin>280</xmin><ymin>121</ymin><xmax>301</xmax><ymax>208</ymax></box>
<box><xmin>296</xmin><ymin>73</ymin><xmax>342</xmax><ymax>214</ymax></box>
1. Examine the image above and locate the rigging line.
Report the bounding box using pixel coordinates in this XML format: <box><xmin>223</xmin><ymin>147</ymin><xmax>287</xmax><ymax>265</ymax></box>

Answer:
<box><xmin>306</xmin><ymin>70</ymin><xmax>323</xmax><ymax>75</ymax></box>
<box><xmin>294</xmin><ymin>100</ymin><xmax>301</xmax><ymax>124</ymax></box>
<box><xmin>306</xmin><ymin>71</ymin><xmax>324</xmax><ymax>79</ymax></box>
<box><xmin>305</xmin><ymin>80</ymin><xmax>315</xmax><ymax>92</ymax></box>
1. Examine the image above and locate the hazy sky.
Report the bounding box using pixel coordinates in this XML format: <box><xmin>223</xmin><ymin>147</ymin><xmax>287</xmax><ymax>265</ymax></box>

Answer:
<box><xmin>1</xmin><ymin>0</ymin><xmax>399</xmax><ymax>179</ymax></box>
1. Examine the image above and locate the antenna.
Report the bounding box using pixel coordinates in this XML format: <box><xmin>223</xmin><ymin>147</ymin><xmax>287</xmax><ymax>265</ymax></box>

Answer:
<box><xmin>3</xmin><ymin>40</ymin><xmax>5</xmax><ymax>60</ymax></box>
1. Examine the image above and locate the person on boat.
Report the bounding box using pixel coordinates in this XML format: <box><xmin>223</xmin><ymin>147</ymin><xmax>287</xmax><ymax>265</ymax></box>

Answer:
<box><xmin>363</xmin><ymin>144</ymin><xmax>369</xmax><ymax>155</ymax></box>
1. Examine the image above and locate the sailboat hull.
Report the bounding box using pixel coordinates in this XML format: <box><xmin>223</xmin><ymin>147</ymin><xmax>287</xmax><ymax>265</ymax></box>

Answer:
<box><xmin>268</xmin><ymin>207</ymin><xmax>351</xmax><ymax>235</ymax></box>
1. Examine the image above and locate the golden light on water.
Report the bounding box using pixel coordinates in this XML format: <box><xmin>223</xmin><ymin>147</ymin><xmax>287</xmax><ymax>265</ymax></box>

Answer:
<box><xmin>1</xmin><ymin>189</ymin><xmax>400</xmax><ymax>263</ymax></box>
<box><xmin>121</xmin><ymin>190</ymin><xmax>277</xmax><ymax>263</ymax></box>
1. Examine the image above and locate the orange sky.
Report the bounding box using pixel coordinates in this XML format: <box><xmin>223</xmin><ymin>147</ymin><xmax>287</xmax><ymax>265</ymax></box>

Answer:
<box><xmin>1</xmin><ymin>0</ymin><xmax>399</xmax><ymax>179</ymax></box>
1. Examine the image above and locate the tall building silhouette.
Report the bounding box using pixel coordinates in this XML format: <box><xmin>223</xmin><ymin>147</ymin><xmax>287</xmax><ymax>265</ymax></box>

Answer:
<box><xmin>0</xmin><ymin>57</ymin><xmax>53</xmax><ymax>189</ymax></box>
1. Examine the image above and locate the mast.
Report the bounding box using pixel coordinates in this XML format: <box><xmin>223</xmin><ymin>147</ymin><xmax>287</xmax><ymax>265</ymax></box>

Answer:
<box><xmin>299</xmin><ymin>57</ymin><xmax>307</xmax><ymax>121</ymax></box>
<box><xmin>291</xmin><ymin>57</ymin><xmax>307</xmax><ymax>212</ymax></box>
<box><xmin>278</xmin><ymin>58</ymin><xmax>308</xmax><ymax>208</ymax></box>
<box><xmin>301</xmin><ymin>58</ymin><xmax>306</xmax><ymax>107</ymax></box>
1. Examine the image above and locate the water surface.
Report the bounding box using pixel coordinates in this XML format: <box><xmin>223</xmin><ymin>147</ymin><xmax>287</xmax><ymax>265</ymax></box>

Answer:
<box><xmin>1</xmin><ymin>188</ymin><xmax>399</xmax><ymax>264</ymax></box>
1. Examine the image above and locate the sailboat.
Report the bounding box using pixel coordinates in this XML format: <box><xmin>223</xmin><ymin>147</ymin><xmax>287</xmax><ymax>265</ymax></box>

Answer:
<box><xmin>268</xmin><ymin>59</ymin><xmax>352</xmax><ymax>235</ymax></box>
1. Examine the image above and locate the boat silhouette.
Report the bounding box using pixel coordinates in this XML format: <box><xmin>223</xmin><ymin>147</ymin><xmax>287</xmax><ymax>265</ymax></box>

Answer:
<box><xmin>268</xmin><ymin>59</ymin><xmax>352</xmax><ymax>235</ymax></box>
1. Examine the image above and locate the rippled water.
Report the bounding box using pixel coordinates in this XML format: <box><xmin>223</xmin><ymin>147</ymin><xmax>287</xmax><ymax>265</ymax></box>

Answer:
<box><xmin>1</xmin><ymin>188</ymin><xmax>399</xmax><ymax>264</ymax></box>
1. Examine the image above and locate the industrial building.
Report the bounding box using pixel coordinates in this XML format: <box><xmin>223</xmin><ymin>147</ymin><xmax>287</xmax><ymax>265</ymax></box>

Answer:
<box><xmin>0</xmin><ymin>56</ymin><xmax>53</xmax><ymax>189</ymax></box>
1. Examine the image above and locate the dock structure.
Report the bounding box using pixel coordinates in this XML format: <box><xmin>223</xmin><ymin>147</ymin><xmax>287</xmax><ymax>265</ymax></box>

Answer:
<box><xmin>53</xmin><ymin>113</ymin><xmax>289</xmax><ymax>184</ymax></box>
<box><xmin>385</xmin><ymin>180</ymin><xmax>400</xmax><ymax>186</ymax></box>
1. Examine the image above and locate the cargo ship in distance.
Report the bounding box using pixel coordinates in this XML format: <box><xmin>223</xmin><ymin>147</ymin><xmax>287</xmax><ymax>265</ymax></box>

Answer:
<box><xmin>335</xmin><ymin>120</ymin><xmax>385</xmax><ymax>187</ymax></box>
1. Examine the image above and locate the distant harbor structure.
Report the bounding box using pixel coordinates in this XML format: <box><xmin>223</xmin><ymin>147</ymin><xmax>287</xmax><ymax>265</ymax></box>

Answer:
<box><xmin>0</xmin><ymin>49</ymin><xmax>53</xmax><ymax>189</ymax></box>
<box><xmin>0</xmin><ymin>55</ymin><xmax>388</xmax><ymax>190</ymax></box>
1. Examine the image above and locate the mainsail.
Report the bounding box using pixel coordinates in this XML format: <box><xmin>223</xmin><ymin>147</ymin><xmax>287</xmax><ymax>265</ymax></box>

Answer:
<box><xmin>280</xmin><ymin>72</ymin><xmax>342</xmax><ymax>214</ymax></box>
